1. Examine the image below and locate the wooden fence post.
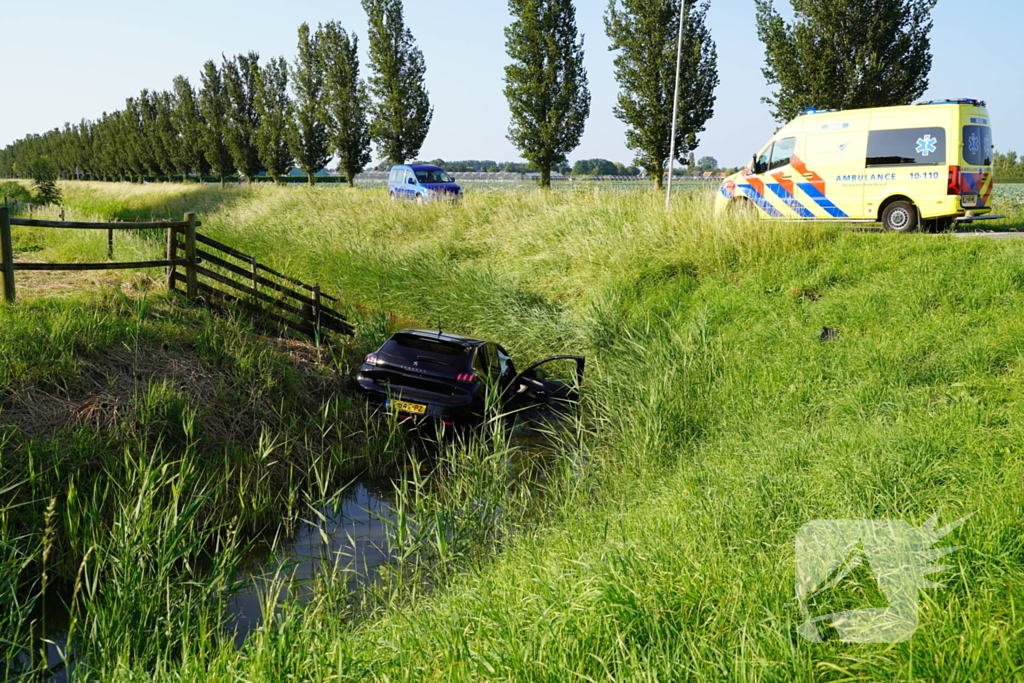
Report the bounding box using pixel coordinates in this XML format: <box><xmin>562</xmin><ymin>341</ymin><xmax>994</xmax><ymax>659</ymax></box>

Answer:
<box><xmin>166</xmin><ymin>225</ymin><xmax>177</xmax><ymax>292</ymax></box>
<box><xmin>0</xmin><ymin>207</ymin><xmax>14</xmax><ymax>303</ymax></box>
<box><xmin>107</xmin><ymin>226</ymin><xmax>114</xmax><ymax>260</ymax></box>
<box><xmin>185</xmin><ymin>212</ymin><xmax>197</xmax><ymax>299</ymax></box>
<box><xmin>250</xmin><ymin>256</ymin><xmax>258</xmax><ymax>291</ymax></box>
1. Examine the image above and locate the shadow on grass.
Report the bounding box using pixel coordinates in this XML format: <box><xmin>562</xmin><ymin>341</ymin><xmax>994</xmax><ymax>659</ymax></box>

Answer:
<box><xmin>64</xmin><ymin>182</ymin><xmax>258</xmax><ymax>223</ymax></box>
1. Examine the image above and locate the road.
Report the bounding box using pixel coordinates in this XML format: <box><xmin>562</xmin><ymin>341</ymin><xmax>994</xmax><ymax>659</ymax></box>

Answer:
<box><xmin>953</xmin><ymin>231</ymin><xmax>1024</xmax><ymax>239</ymax></box>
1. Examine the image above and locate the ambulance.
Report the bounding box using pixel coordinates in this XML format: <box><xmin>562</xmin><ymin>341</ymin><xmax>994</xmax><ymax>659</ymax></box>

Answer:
<box><xmin>716</xmin><ymin>99</ymin><xmax>1003</xmax><ymax>231</ymax></box>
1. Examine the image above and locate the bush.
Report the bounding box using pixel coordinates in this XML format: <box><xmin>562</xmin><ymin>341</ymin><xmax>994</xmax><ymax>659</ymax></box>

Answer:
<box><xmin>29</xmin><ymin>157</ymin><xmax>62</xmax><ymax>206</ymax></box>
<box><xmin>0</xmin><ymin>180</ymin><xmax>34</xmax><ymax>205</ymax></box>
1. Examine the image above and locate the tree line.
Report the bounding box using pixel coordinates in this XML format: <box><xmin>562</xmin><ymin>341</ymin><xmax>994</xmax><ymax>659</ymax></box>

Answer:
<box><xmin>2</xmin><ymin>0</ymin><xmax>946</xmax><ymax>191</ymax></box>
<box><xmin>994</xmin><ymin>152</ymin><xmax>1024</xmax><ymax>181</ymax></box>
<box><xmin>0</xmin><ymin>0</ymin><xmax>426</xmax><ymax>187</ymax></box>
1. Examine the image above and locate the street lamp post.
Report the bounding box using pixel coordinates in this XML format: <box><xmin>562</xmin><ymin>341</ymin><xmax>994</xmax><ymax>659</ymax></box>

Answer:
<box><xmin>665</xmin><ymin>0</ymin><xmax>688</xmax><ymax>210</ymax></box>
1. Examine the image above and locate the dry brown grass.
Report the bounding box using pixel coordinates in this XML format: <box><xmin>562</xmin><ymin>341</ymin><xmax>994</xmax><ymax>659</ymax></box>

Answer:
<box><xmin>10</xmin><ymin>255</ymin><xmax>161</xmax><ymax>300</ymax></box>
<box><xmin>1</xmin><ymin>334</ymin><xmax>347</xmax><ymax>453</ymax></box>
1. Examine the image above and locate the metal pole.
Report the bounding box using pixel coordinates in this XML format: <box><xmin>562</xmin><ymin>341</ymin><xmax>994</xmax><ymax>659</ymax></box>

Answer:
<box><xmin>312</xmin><ymin>284</ymin><xmax>321</xmax><ymax>328</ymax></box>
<box><xmin>665</xmin><ymin>0</ymin><xmax>688</xmax><ymax>210</ymax></box>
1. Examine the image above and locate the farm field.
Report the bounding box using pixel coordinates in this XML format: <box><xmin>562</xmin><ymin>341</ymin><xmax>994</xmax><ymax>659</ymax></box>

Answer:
<box><xmin>3</xmin><ymin>181</ymin><xmax>1024</xmax><ymax>681</ymax></box>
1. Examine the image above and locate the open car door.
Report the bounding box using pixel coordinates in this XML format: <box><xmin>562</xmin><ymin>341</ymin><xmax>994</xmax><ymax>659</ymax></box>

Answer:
<box><xmin>510</xmin><ymin>356</ymin><xmax>585</xmax><ymax>406</ymax></box>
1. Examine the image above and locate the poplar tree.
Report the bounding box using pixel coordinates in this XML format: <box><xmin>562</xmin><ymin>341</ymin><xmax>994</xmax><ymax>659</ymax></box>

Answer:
<box><xmin>152</xmin><ymin>91</ymin><xmax>180</xmax><ymax>179</ymax></box>
<box><xmin>289</xmin><ymin>23</ymin><xmax>331</xmax><ymax>185</ymax></box>
<box><xmin>123</xmin><ymin>96</ymin><xmax>150</xmax><ymax>182</ymax></box>
<box><xmin>362</xmin><ymin>0</ymin><xmax>432</xmax><ymax>165</ymax></box>
<box><xmin>756</xmin><ymin>0</ymin><xmax>938</xmax><ymax>122</ymax></box>
<box><xmin>605</xmin><ymin>0</ymin><xmax>718</xmax><ymax>190</ymax></box>
<box><xmin>137</xmin><ymin>90</ymin><xmax>167</xmax><ymax>177</ymax></box>
<box><xmin>223</xmin><ymin>52</ymin><xmax>264</xmax><ymax>181</ymax></box>
<box><xmin>171</xmin><ymin>76</ymin><xmax>211</xmax><ymax>181</ymax></box>
<box><xmin>199</xmin><ymin>61</ymin><xmax>236</xmax><ymax>186</ymax></box>
<box><xmin>321</xmin><ymin>22</ymin><xmax>372</xmax><ymax>186</ymax></box>
<box><xmin>254</xmin><ymin>57</ymin><xmax>294</xmax><ymax>183</ymax></box>
<box><xmin>504</xmin><ymin>0</ymin><xmax>591</xmax><ymax>188</ymax></box>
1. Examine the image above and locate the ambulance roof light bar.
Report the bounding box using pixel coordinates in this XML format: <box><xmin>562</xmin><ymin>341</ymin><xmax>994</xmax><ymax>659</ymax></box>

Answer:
<box><xmin>918</xmin><ymin>98</ymin><xmax>986</xmax><ymax>107</ymax></box>
<box><xmin>803</xmin><ymin>108</ymin><xmax>839</xmax><ymax>115</ymax></box>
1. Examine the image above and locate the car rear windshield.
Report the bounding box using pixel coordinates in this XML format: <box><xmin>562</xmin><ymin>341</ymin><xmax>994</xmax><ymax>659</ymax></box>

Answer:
<box><xmin>962</xmin><ymin>125</ymin><xmax>993</xmax><ymax>166</ymax></box>
<box><xmin>415</xmin><ymin>170</ymin><xmax>454</xmax><ymax>183</ymax></box>
<box><xmin>383</xmin><ymin>334</ymin><xmax>471</xmax><ymax>364</ymax></box>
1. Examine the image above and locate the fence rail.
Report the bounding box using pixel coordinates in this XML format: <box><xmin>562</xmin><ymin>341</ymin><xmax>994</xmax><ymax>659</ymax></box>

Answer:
<box><xmin>0</xmin><ymin>207</ymin><xmax>351</xmax><ymax>337</ymax></box>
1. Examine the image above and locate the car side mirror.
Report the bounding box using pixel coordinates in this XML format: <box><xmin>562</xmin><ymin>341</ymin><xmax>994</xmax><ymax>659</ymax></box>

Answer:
<box><xmin>407</xmin><ymin>178</ymin><xmax>416</xmax><ymax>185</ymax></box>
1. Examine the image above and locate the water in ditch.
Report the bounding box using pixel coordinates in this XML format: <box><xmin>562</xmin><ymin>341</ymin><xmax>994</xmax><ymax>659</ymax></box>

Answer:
<box><xmin>225</xmin><ymin>476</ymin><xmax>398</xmax><ymax>646</ymax></box>
<box><xmin>27</xmin><ymin>409</ymin><xmax>577</xmax><ymax>679</ymax></box>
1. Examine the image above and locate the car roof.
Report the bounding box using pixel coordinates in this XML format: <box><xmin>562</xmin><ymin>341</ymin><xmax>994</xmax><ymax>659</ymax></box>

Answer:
<box><xmin>407</xmin><ymin>164</ymin><xmax>443</xmax><ymax>171</ymax></box>
<box><xmin>393</xmin><ymin>328</ymin><xmax>487</xmax><ymax>348</ymax></box>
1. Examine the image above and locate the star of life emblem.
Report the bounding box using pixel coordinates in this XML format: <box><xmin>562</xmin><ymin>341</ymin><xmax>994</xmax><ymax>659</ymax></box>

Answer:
<box><xmin>916</xmin><ymin>135</ymin><xmax>938</xmax><ymax>157</ymax></box>
<box><xmin>967</xmin><ymin>132</ymin><xmax>981</xmax><ymax>156</ymax></box>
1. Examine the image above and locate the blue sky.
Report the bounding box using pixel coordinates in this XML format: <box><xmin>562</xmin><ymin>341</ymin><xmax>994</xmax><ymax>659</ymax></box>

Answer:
<box><xmin>1</xmin><ymin>0</ymin><xmax>1020</xmax><ymax>167</ymax></box>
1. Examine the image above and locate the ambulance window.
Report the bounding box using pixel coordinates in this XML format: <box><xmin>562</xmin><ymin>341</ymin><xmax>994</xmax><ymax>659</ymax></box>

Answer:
<box><xmin>754</xmin><ymin>146</ymin><xmax>771</xmax><ymax>174</ymax></box>
<box><xmin>962</xmin><ymin>125</ymin><xmax>992</xmax><ymax>166</ymax></box>
<box><xmin>867</xmin><ymin>127</ymin><xmax>946</xmax><ymax>166</ymax></box>
<box><xmin>769</xmin><ymin>137</ymin><xmax>796</xmax><ymax>170</ymax></box>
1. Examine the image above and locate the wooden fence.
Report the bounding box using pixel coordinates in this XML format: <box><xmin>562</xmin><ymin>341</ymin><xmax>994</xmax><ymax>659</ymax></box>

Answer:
<box><xmin>0</xmin><ymin>207</ymin><xmax>352</xmax><ymax>337</ymax></box>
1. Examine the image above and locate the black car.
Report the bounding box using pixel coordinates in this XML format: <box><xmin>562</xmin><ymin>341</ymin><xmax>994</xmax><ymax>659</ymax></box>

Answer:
<box><xmin>355</xmin><ymin>329</ymin><xmax>585</xmax><ymax>424</ymax></box>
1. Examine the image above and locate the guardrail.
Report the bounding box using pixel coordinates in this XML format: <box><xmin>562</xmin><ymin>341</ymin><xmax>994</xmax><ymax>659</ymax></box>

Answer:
<box><xmin>0</xmin><ymin>207</ymin><xmax>352</xmax><ymax>337</ymax></box>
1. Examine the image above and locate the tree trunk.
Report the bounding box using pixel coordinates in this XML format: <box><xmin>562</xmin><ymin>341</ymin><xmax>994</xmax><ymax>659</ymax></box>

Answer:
<box><xmin>653</xmin><ymin>171</ymin><xmax>664</xmax><ymax>191</ymax></box>
<box><xmin>220</xmin><ymin>176</ymin><xmax>226</xmax><ymax>188</ymax></box>
<box><xmin>540</xmin><ymin>166</ymin><xmax>551</xmax><ymax>189</ymax></box>
<box><xmin>307</xmin><ymin>172</ymin><xmax>315</xmax><ymax>186</ymax></box>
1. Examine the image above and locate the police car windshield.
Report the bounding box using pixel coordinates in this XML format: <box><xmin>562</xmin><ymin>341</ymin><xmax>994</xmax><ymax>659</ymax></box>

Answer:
<box><xmin>415</xmin><ymin>170</ymin><xmax>454</xmax><ymax>183</ymax></box>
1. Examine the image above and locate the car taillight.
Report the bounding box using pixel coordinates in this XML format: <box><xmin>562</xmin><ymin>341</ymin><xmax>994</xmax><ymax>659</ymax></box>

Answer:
<box><xmin>455</xmin><ymin>372</ymin><xmax>477</xmax><ymax>383</ymax></box>
<box><xmin>365</xmin><ymin>353</ymin><xmax>379</xmax><ymax>366</ymax></box>
<box><xmin>947</xmin><ymin>165</ymin><xmax>961</xmax><ymax>195</ymax></box>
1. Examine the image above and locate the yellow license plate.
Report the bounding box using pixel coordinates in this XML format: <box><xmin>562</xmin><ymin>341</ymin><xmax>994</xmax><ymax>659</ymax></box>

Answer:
<box><xmin>391</xmin><ymin>400</ymin><xmax>426</xmax><ymax>415</ymax></box>
<box><xmin>961</xmin><ymin>194</ymin><xmax>979</xmax><ymax>207</ymax></box>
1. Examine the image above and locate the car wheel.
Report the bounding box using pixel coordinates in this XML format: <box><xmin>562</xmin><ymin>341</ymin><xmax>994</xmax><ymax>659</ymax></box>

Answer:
<box><xmin>389</xmin><ymin>191</ymin><xmax>398</xmax><ymax>201</ymax></box>
<box><xmin>882</xmin><ymin>200</ymin><xmax>918</xmax><ymax>232</ymax></box>
<box><xmin>416</xmin><ymin>194</ymin><xmax>426</xmax><ymax>205</ymax></box>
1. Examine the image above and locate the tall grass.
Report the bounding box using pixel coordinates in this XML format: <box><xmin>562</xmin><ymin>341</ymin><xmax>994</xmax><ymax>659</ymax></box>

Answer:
<box><xmin>3</xmin><ymin>181</ymin><xmax>1024</xmax><ymax>681</ymax></box>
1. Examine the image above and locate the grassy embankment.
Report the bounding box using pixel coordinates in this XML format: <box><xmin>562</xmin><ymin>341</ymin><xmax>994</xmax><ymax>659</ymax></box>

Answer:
<box><xmin>4</xmin><ymin>180</ymin><xmax>1024</xmax><ymax>681</ymax></box>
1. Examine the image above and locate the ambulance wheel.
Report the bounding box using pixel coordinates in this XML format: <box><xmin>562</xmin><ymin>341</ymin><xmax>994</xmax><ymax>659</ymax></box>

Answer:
<box><xmin>882</xmin><ymin>201</ymin><xmax>918</xmax><ymax>232</ymax></box>
<box><xmin>730</xmin><ymin>198</ymin><xmax>756</xmax><ymax>216</ymax></box>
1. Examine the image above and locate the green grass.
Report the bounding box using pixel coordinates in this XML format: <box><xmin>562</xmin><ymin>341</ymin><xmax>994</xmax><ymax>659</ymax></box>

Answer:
<box><xmin>3</xmin><ymin>181</ymin><xmax>1024</xmax><ymax>681</ymax></box>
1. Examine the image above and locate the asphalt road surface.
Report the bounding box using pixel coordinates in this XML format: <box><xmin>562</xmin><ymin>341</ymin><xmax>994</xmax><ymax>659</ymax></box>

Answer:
<box><xmin>953</xmin><ymin>231</ymin><xmax>1024</xmax><ymax>239</ymax></box>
